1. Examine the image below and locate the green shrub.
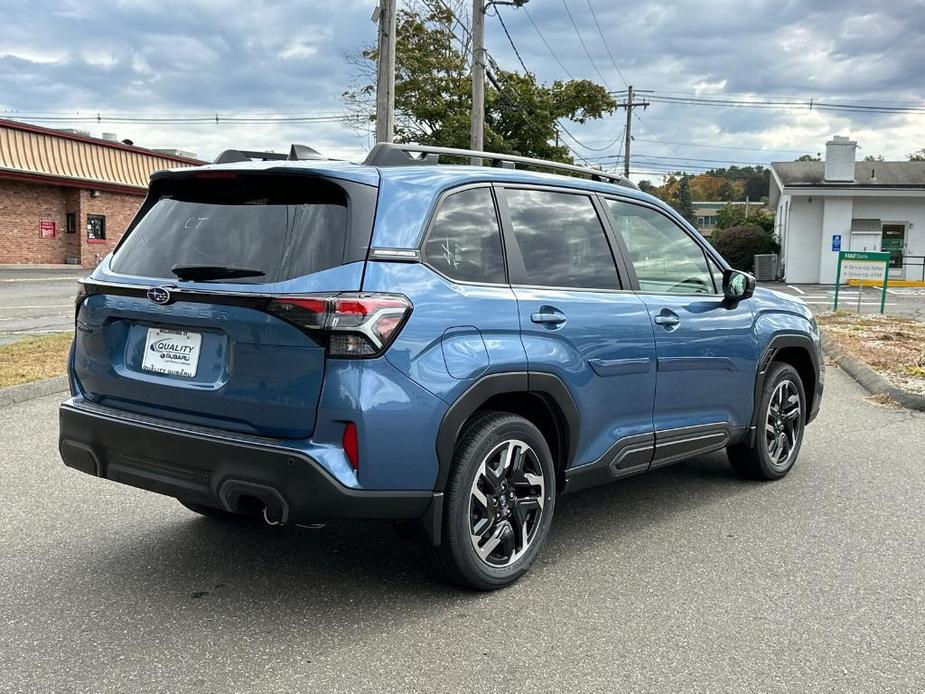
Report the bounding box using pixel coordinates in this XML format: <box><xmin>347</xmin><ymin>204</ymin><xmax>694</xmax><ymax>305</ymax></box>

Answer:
<box><xmin>711</xmin><ymin>225</ymin><xmax>777</xmax><ymax>272</ymax></box>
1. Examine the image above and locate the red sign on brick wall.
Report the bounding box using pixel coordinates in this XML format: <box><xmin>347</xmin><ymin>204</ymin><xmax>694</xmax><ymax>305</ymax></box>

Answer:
<box><xmin>40</xmin><ymin>220</ymin><xmax>56</xmax><ymax>239</ymax></box>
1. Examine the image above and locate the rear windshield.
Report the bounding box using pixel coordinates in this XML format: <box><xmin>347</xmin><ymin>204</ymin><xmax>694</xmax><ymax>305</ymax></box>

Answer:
<box><xmin>111</xmin><ymin>175</ymin><xmax>361</xmax><ymax>283</ymax></box>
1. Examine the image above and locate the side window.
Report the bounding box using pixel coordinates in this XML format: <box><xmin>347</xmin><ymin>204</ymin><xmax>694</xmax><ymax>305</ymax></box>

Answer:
<box><xmin>504</xmin><ymin>189</ymin><xmax>619</xmax><ymax>290</ymax></box>
<box><xmin>422</xmin><ymin>187</ymin><xmax>505</xmax><ymax>284</ymax></box>
<box><xmin>706</xmin><ymin>254</ymin><xmax>725</xmax><ymax>293</ymax></box>
<box><xmin>605</xmin><ymin>200</ymin><xmax>713</xmax><ymax>295</ymax></box>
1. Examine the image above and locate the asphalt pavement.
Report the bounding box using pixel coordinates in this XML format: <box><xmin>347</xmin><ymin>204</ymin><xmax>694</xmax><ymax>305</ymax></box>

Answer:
<box><xmin>0</xmin><ymin>267</ymin><xmax>86</xmax><ymax>344</ymax></box>
<box><xmin>1</xmin><ymin>367</ymin><xmax>923</xmax><ymax>693</ymax></box>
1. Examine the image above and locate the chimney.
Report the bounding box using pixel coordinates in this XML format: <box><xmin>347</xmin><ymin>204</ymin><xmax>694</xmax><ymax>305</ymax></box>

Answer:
<box><xmin>824</xmin><ymin>135</ymin><xmax>857</xmax><ymax>182</ymax></box>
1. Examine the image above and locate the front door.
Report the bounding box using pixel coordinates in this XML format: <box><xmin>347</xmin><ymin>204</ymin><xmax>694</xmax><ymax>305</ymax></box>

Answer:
<box><xmin>602</xmin><ymin>198</ymin><xmax>760</xmax><ymax>467</ymax></box>
<box><xmin>881</xmin><ymin>224</ymin><xmax>906</xmax><ymax>279</ymax></box>
<box><xmin>498</xmin><ymin>186</ymin><xmax>657</xmax><ymax>474</ymax></box>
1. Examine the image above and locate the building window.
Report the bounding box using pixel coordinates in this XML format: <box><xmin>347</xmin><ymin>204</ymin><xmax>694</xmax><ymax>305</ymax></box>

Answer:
<box><xmin>66</xmin><ymin>213</ymin><xmax>77</xmax><ymax>234</ymax></box>
<box><xmin>87</xmin><ymin>215</ymin><xmax>106</xmax><ymax>241</ymax></box>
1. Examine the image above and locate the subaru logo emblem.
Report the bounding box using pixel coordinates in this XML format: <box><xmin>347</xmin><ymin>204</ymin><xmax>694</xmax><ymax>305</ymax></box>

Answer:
<box><xmin>147</xmin><ymin>286</ymin><xmax>171</xmax><ymax>305</ymax></box>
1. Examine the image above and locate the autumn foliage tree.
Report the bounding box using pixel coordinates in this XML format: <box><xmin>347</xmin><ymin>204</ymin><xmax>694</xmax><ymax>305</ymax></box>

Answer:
<box><xmin>343</xmin><ymin>4</ymin><xmax>616</xmax><ymax>163</ymax></box>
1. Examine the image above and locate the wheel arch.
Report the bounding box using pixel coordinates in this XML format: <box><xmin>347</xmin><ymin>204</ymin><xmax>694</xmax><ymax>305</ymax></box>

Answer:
<box><xmin>434</xmin><ymin>372</ymin><xmax>579</xmax><ymax>493</ymax></box>
<box><xmin>749</xmin><ymin>333</ymin><xmax>819</xmax><ymax>444</ymax></box>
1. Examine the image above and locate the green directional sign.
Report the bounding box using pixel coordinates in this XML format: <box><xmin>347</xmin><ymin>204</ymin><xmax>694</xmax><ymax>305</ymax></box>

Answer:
<box><xmin>833</xmin><ymin>250</ymin><xmax>890</xmax><ymax>313</ymax></box>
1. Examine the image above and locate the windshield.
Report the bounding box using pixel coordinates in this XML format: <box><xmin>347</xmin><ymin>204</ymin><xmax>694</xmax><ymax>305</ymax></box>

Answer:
<box><xmin>110</xmin><ymin>175</ymin><xmax>351</xmax><ymax>283</ymax></box>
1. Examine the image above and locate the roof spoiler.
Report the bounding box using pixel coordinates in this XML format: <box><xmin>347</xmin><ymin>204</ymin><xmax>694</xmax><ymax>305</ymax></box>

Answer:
<box><xmin>213</xmin><ymin>144</ymin><xmax>326</xmax><ymax>164</ymax></box>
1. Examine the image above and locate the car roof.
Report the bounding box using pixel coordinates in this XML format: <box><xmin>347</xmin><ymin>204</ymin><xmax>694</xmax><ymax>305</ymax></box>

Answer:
<box><xmin>165</xmin><ymin>157</ymin><xmax>670</xmax><ymax>249</ymax></box>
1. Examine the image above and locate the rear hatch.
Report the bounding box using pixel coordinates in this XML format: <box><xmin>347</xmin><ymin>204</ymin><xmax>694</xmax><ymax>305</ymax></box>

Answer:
<box><xmin>73</xmin><ymin>170</ymin><xmax>377</xmax><ymax>438</ymax></box>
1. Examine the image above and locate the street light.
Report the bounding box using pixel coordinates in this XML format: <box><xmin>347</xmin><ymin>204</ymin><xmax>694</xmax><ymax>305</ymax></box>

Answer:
<box><xmin>470</xmin><ymin>0</ymin><xmax>529</xmax><ymax>164</ymax></box>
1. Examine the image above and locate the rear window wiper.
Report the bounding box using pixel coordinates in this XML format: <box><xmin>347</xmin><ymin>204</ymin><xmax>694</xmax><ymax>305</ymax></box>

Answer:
<box><xmin>170</xmin><ymin>264</ymin><xmax>266</xmax><ymax>281</ymax></box>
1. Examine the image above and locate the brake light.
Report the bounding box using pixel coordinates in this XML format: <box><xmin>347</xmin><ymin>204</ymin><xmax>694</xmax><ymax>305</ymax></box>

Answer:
<box><xmin>343</xmin><ymin>422</ymin><xmax>359</xmax><ymax>472</ymax></box>
<box><xmin>267</xmin><ymin>293</ymin><xmax>412</xmax><ymax>358</ymax></box>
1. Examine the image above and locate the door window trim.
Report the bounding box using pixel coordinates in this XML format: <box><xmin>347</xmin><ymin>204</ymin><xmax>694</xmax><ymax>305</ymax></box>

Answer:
<box><xmin>495</xmin><ymin>183</ymin><xmax>628</xmax><ymax>293</ymax></box>
<box><xmin>599</xmin><ymin>193</ymin><xmax>729</xmax><ymax>296</ymax></box>
<box><xmin>416</xmin><ymin>182</ymin><xmax>511</xmax><ymax>287</ymax></box>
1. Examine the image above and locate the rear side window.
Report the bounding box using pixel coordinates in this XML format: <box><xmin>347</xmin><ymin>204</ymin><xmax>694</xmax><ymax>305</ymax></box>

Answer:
<box><xmin>111</xmin><ymin>175</ymin><xmax>368</xmax><ymax>283</ymax></box>
<box><xmin>605</xmin><ymin>200</ymin><xmax>713</xmax><ymax>295</ymax></box>
<box><xmin>504</xmin><ymin>189</ymin><xmax>619</xmax><ymax>290</ymax></box>
<box><xmin>422</xmin><ymin>187</ymin><xmax>505</xmax><ymax>284</ymax></box>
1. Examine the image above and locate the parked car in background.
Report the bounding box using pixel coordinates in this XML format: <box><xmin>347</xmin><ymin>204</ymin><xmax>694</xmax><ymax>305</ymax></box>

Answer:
<box><xmin>59</xmin><ymin>143</ymin><xmax>823</xmax><ymax>590</ymax></box>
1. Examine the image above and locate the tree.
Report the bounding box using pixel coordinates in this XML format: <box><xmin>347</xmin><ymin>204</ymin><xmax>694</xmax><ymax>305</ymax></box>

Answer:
<box><xmin>716</xmin><ymin>203</ymin><xmax>775</xmax><ymax>235</ymax></box>
<box><xmin>908</xmin><ymin>149</ymin><xmax>925</xmax><ymax>161</ymax></box>
<box><xmin>863</xmin><ymin>154</ymin><xmax>885</xmax><ymax>162</ymax></box>
<box><xmin>677</xmin><ymin>175</ymin><xmax>694</xmax><ymax>224</ymax></box>
<box><xmin>343</xmin><ymin>4</ymin><xmax>616</xmax><ymax>163</ymax></box>
<box><xmin>795</xmin><ymin>154</ymin><xmax>821</xmax><ymax>161</ymax></box>
<box><xmin>711</xmin><ymin>226</ymin><xmax>777</xmax><ymax>272</ymax></box>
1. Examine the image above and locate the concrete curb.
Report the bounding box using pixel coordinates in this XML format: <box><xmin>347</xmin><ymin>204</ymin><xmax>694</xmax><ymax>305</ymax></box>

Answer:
<box><xmin>821</xmin><ymin>334</ymin><xmax>925</xmax><ymax>412</ymax></box>
<box><xmin>0</xmin><ymin>375</ymin><xmax>69</xmax><ymax>408</ymax></box>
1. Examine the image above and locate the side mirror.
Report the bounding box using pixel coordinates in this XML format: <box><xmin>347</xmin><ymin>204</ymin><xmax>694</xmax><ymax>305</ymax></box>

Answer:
<box><xmin>723</xmin><ymin>269</ymin><xmax>756</xmax><ymax>302</ymax></box>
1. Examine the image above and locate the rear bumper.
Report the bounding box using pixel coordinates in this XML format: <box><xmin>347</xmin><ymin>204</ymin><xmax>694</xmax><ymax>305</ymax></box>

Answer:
<box><xmin>58</xmin><ymin>398</ymin><xmax>436</xmax><ymax>526</ymax></box>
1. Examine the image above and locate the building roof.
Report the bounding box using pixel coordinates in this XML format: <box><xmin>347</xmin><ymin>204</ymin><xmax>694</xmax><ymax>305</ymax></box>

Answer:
<box><xmin>0</xmin><ymin>119</ymin><xmax>203</xmax><ymax>194</ymax></box>
<box><xmin>771</xmin><ymin>160</ymin><xmax>925</xmax><ymax>188</ymax></box>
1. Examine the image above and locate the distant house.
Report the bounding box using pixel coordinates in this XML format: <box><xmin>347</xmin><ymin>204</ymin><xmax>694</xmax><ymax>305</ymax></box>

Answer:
<box><xmin>692</xmin><ymin>200</ymin><xmax>766</xmax><ymax>237</ymax></box>
<box><xmin>770</xmin><ymin>136</ymin><xmax>925</xmax><ymax>283</ymax></box>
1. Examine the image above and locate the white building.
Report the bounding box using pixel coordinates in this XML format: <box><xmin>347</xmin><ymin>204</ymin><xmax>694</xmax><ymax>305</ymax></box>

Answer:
<box><xmin>770</xmin><ymin>136</ymin><xmax>925</xmax><ymax>284</ymax></box>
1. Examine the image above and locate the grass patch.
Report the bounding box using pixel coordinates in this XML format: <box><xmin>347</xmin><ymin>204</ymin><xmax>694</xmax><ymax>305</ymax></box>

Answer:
<box><xmin>0</xmin><ymin>332</ymin><xmax>73</xmax><ymax>388</ymax></box>
<box><xmin>817</xmin><ymin>312</ymin><xmax>925</xmax><ymax>395</ymax></box>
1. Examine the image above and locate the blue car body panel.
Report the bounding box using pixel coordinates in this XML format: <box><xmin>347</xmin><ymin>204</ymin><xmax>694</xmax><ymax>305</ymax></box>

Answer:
<box><xmin>511</xmin><ymin>287</ymin><xmax>657</xmax><ymax>469</ymax></box>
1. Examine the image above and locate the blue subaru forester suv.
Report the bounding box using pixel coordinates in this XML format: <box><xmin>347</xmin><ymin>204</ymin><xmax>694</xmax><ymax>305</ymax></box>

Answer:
<box><xmin>59</xmin><ymin>142</ymin><xmax>823</xmax><ymax>590</ymax></box>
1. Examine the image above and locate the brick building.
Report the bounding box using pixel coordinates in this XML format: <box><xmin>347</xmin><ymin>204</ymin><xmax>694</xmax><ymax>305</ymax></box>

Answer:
<box><xmin>0</xmin><ymin>119</ymin><xmax>201</xmax><ymax>267</ymax></box>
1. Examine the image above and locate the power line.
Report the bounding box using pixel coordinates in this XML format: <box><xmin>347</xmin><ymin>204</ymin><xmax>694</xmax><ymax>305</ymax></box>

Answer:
<box><xmin>586</xmin><ymin>0</ymin><xmax>628</xmax><ymax>87</ymax></box>
<box><xmin>633</xmin><ymin>137</ymin><xmax>808</xmax><ymax>154</ymax></box>
<box><xmin>522</xmin><ymin>6</ymin><xmax>573</xmax><ymax>79</ymax></box>
<box><xmin>559</xmin><ymin>0</ymin><xmax>611</xmax><ymax>89</ymax></box>
<box><xmin>492</xmin><ymin>7</ymin><xmax>530</xmax><ymax>74</ymax></box>
<box><xmin>590</xmin><ymin>153</ymin><xmax>771</xmax><ymax>166</ymax></box>
<box><xmin>647</xmin><ymin>93</ymin><xmax>925</xmax><ymax>115</ymax></box>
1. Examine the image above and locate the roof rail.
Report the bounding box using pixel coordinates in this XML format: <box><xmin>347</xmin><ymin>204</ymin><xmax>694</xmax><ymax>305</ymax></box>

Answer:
<box><xmin>213</xmin><ymin>144</ymin><xmax>326</xmax><ymax>165</ymax></box>
<box><xmin>363</xmin><ymin>142</ymin><xmax>637</xmax><ymax>189</ymax></box>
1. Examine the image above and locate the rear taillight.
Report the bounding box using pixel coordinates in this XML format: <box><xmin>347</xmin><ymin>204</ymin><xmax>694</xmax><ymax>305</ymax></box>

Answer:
<box><xmin>267</xmin><ymin>293</ymin><xmax>412</xmax><ymax>358</ymax></box>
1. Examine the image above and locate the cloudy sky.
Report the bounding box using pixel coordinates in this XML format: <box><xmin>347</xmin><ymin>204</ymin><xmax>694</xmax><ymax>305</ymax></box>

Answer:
<box><xmin>1</xmin><ymin>0</ymin><xmax>923</xmax><ymax>181</ymax></box>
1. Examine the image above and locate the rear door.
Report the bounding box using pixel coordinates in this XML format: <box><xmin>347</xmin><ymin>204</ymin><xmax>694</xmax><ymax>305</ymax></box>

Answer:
<box><xmin>73</xmin><ymin>171</ymin><xmax>377</xmax><ymax>439</ymax></box>
<box><xmin>603</xmin><ymin>198</ymin><xmax>759</xmax><ymax>464</ymax></box>
<box><xmin>498</xmin><ymin>186</ymin><xmax>657</xmax><ymax>474</ymax></box>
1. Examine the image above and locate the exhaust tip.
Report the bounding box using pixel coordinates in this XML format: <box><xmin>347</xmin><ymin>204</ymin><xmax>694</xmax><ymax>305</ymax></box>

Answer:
<box><xmin>219</xmin><ymin>480</ymin><xmax>289</xmax><ymax>525</ymax></box>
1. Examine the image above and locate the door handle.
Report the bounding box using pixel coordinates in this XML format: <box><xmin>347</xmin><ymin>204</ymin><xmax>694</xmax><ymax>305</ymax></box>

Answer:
<box><xmin>531</xmin><ymin>308</ymin><xmax>566</xmax><ymax>325</ymax></box>
<box><xmin>654</xmin><ymin>310</ymin><xmax>680</xmax><ymax>328</ymax></box>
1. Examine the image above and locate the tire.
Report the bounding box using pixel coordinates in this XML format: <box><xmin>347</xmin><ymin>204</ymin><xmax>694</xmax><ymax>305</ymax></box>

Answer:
<box><xmin>433</xmin><ymin>411</ymin><xmax>556</xmax><ymax>590</ymax></box>
<box><xmin>178</xmin><ymin>499</ymin><xmax>258</xmax><ymax>522</ymax></box>
<box><xmin>728</xmin><ymin>362</ymin><xmax>806</xmax><ymax>480</ymax></box>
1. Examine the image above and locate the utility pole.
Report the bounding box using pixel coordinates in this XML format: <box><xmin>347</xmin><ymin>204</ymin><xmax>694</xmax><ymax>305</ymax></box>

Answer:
<box><xmin>617</xmin><ymin>86</ymin><xmax>650</xmax><ymax>178</ymax></box>
<box><xmin>470</xmin><ymin>1</ymin><xmax>528</xmax><ymax>165</ymax></box>
<box><xmin>470</xmin><ymin>0</ymin><xmax>485</xmax><ymax>164</ymax></box>
<box><xmin>374</xmin><ymin>0</ymin><xmax>397</xmax><ymax>143</ymax></box>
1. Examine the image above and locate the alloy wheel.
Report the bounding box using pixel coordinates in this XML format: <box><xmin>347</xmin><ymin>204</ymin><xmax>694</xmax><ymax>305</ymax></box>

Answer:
<box><xmin>468</xmin><ymin>439</ymin><xmax>546</xmax><ymax>567</ymax></box>
<box><xmin>765</xmin><ymin>379</ymin><xmax>802</xmax><ymax>470</ymax></box>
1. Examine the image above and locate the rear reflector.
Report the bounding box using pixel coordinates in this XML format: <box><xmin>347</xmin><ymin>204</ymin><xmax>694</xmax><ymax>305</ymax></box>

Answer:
<box><xmin>343</xmin><ymin>422</ymin><xmax>359</xmax><ymax>471</ymax></box>
<box><xmin>267</xmin><ymin>293</ymin><xmax>412</xmax><ymax>358</ymax></box>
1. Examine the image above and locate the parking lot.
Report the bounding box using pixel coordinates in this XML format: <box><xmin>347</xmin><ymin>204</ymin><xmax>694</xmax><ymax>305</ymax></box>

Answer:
<box><xmin>1</xmin><ymin>366</ymin><xmax>923</xmax><ymax>692</ymax></box>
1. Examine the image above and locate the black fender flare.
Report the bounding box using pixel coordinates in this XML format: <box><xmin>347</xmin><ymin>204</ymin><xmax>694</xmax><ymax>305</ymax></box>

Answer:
<box><xmin>749</xmin><ymin>333</ymin><xmax>820</xmax><ymax>443</ymax></box>
<box><xmin>433</xmin><ymin>371</ymin><xmax>580</xmax><ymax>493</ymax></box>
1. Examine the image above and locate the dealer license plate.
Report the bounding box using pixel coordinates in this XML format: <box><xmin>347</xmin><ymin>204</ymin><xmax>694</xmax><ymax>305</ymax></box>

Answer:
<box><xmin>141</xmin><ymin>328</ymin><xmax>202</xmax><ymax>378</ymax></box>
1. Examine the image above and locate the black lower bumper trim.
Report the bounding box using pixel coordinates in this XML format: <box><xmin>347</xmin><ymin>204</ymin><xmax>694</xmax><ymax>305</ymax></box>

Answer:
<box><xmin>58</xmin><ymin>399</ymin><xmax>433</xmax><ymax>524</ymax></box>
